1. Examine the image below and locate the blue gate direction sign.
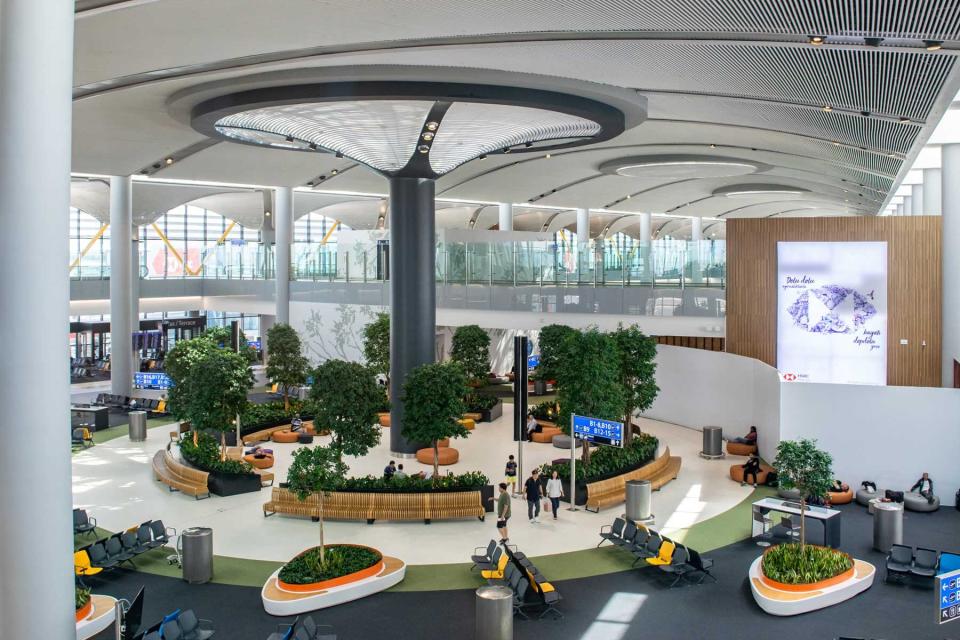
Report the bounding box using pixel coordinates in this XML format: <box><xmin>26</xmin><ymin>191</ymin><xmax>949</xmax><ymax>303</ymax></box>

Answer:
<box><xmin>572</xmin><ymin>414</ymin><xmax>624</xmax><ymax>448</ymax></box>
<box><xmin>939</xmin><ymin>568</ymin><xmax>960</xmax><ymax>624</ymax></box>
<box><xmin>527</xmin><ymin>354</ymin><xmax>540</xmax><ymax>372</ymax></box>
<box><xmin>134</xmin><ymin>372</ymin><xmax>173</xmax><ymax>390</ymax></box>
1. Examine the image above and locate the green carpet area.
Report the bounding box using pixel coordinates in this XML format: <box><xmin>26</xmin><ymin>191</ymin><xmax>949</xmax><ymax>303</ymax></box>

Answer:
<box><xmin>72</xmin><ymin>418</ymin><xmax>174</xmax><ymax>454</ymax></box>
<box><xmin>76</xmin><ymin>486</ymin><xmax>775</xmax><ymax>591</ymax></box>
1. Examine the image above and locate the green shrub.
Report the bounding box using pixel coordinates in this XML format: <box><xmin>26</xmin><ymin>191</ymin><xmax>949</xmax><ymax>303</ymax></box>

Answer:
<box><xmin>540</xmin><ymin>433</ymin><xmax>658</xmax><ymax>483</ymax></box>
<box><xmin>761</xmin><ymin>544</ymin><xmax>852</xmax><ymax>585</ymax></box>
<box><xmin>75</xmin><ymin>586</ymin><xmax>91</xmax><ymax>610</ymax></box>
<box><xmin>530</xmin><ymin>401</ymin><xmax>558</xmax><ymax>421</ymax></box>
<box><xmin>179</xmin><ymin>432</ymin><xmax>253</xmax><ymax>475</ymax></box>
<box><xmin>336</xmin><ymin>470</ymin><xmax>490</xmax><ymax>493</ymax></box>
<box><xmin>464</xmin><ymin>391</ymin><xmax>498</xmax><ymax>413</ymax></box>
<box><xmin>279</xmin><ymin>545</ymin><xmax>382</xmax><ymax>585</ymax></box>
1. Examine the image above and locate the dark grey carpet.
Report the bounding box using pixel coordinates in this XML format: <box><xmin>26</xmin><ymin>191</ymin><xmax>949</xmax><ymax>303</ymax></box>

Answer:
<box><xmin>91</xmin><ymin>502</ymin><xmax>960</xmax><ymax>640</ymax></box>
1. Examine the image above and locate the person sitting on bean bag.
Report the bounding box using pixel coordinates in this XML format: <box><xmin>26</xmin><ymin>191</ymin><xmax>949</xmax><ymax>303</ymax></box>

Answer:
<box><xmin>741</xmin><ymin>454</ymin><xmax>761</xmax><ymax>487</ymax></box>
<box><xmin>910</xmin><ymin>472</ymin><xmax>935</xmax><ymax>504</ymax></box>
<box><xmin>730</xmin><ymin>426</ymin><xmax>758</xmax><ymax>446</ymax></box>
<box><xmin>830</xmin><ymin>480</ymin><xmax>849</xmax><ymax>493</ymax></box>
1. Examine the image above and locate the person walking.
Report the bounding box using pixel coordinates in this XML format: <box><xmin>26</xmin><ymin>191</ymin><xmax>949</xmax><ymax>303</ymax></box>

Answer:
<box><xmin>545</xmin><ymin>470</ymin><xmax>564</xmax><ymax>520</ymax></box>
<box><xmin>495</xmin><ymin>482</ymin><xmax>511</xmax><ymax>543</ymax></box>
<box><xmin>525</xmin><ymin>468</ymin><xmax>543</xmax><ymax>523</ymax></box>
<box><xmin>504</xmin><ymin>454</ymin><xmax>518</xmax><ymax>496</ymax></box>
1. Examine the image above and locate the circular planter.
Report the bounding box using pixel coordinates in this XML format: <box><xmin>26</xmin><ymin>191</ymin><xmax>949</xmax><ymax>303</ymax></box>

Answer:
<box><xmin>759</xmin><ymin>546</ymin><xmax>855</xmax><ymax>592</ymax></box>
<box><xmin>277</xmin><ymin>544</ymin><xmax>384</xmax><ymax>593</ymax></box>
<box><xmin>75</xmin><ymin>599</ymin><xmax>93</xmax><ymax>622</ymax></box>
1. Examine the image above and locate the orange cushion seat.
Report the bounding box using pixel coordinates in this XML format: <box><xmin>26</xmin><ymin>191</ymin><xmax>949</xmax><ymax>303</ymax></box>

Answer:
<box><xmin>437</xmin><ymin>438</ymin><xmax>450</xmax><ymax>448</ymax></box>
<box><xmin>243</xmin><ymin>453</ymin><xmax>275</xmax><ymax>469</ymax></box>
<box><xmin>828</xmin><ymin>486</ymin><xmax>854</xmax><ymax>505</ymax></box>
<box><xmin>729</xmin><ymin>462</ymin><xmax>774</xmax><ymax>484</ymax></box>
<box><xmin>726</xmin><ymin>441</ymin><xmax>758</xmax><ymax>456</ymax></box>
<box><xmin>531</xmin><ymin>427</ymin><xmax>562</xmax><ymax>443</ymax></box>
<box><xmin>458</xmin><ymin>418</ymin><xmax>476</xmax><ymax>431</ymax></box>
<box><xmin>415</xmin><ymin>447</ymin><xmax>460</xmax><ymax>465</ymax></box>
<box><xmin>378</xmin><ymin>413</ymin><xmax>391</xmax><ymax>427</ymax></box>
<box><xmin>271</xmin><ymin>430</ymin><xmax>299</xmax><ymax>443</ymax></box>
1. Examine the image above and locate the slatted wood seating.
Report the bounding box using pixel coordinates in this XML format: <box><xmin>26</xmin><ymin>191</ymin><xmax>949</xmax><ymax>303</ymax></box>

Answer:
<box><xmin>585</xmin><ymin>447</ymin><xmax>681</xmax><ymax>512</ymax></box>
<box><xmin>254</xmin><ymin>468</ymin><xmax>275</xmax><ymax>487</ymax></box>
<box><xmin>243</xmin><ymin>421</ymin><xmax>316</xmax><ymax>445</ymax></box>
<box><xmin>263</xmin><ymin>487</ymin><xmax>484</xmax><ymax>524</ymax></box>
<box><xmin>152</xmin><ymin>450</ymin><xmax>210</xmax><ymax>499</ymax></box>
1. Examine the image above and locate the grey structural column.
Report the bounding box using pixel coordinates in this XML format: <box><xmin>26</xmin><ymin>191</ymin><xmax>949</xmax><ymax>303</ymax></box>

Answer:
<box><xmin>498</xmin><ymin>202</ymin><xmax>513</xmax><ymax>231</ymax></box>
<box><xmin>0</xmin><ymin>0</ymin><xmax>76</xmax><ymax>636</ymax></box>
<box><xmin>110</xmin><ymin>176</ymin><xmax>134</xmax><ymax>397</ymax></box>
<box><xmin>689</xmin><ymin>216</ymin><xmax>703</xmax><ymax>283</ymax></box>
<box><xmin>576</xmin><ymin>207</ymin><xmax>590</xmax><ymax>243</ymax></box>
<box><xmin>924</xmin><ymin>168</ymin><xmax>943</xmax><ymax>216</ymax></box>
<box><xmin>896</xmin><ymin>203</ymin><xmax>904</xmax><ymax>216</ymax></box>
<box><xmin>639</xmin><ymin>212</ymin><xmax>652</xmax><ymax>281</ymax></box>
<box><xmin>911</xmin><ymin>183</ymin><xmax>924</xmax><ymax>216</ymax></box>
<box><xmin>274</xmin><ymin>187</ymin><xmax>293</xmax><ymax>324</ymax></box>
<box><xmin>690</xmin><ymin>216</ymin><xmax>703</xmax><ymax>241</ymax></box>
<box><xmin>389</xmin><ymin>177</ymin><xmax>436</xmax><ymax>454</ymax></box>
<box><xmin>902</xmin><ymin>195</ymin><xmax>913</xmax><ymax>216</ymax></box>
<box><xmin>131</xmin><ymin>224</ymin><xmax>140</xmax><ymax>332</ymax></box>
<box><xmin>941</xmin><ymin>144</ymin><xmax>960</xmax><ymax>386</ymax></box>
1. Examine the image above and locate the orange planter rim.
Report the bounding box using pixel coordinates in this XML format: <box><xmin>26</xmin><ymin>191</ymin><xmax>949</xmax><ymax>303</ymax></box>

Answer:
<box><xmin>277</xmin><ymin>544</ymin><xmax>384</xmax><ymax>593</ymax></box>
<box><xmin>760</xmin><ymin>546</ymin><xmax>855</xmax><ymax>592</ymax></box>
<box><xmin>75</xmin><ymin>598</ymin><xmax>93</xmax><ymax>622</ymax></box>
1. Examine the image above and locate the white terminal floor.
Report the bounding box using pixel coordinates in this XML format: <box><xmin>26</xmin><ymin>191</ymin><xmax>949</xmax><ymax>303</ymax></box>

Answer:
<box><xmin>72</xmin><ymin>408</ymin><xmax>750</xmax><ymax>565</ymax></box>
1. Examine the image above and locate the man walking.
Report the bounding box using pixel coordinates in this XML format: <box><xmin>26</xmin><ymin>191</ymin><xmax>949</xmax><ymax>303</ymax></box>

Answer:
<box><xmin>525</xmin><ymin>468</ymin><xmax>543</xmax><ymax>523</ymax></box>
<box><xmin>495</xmin><ymin>482</ymin><xmax>511</xmax><ymax>543</ymax></box>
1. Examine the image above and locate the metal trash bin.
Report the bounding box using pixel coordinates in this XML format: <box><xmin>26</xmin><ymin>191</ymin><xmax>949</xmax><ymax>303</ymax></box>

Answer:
<box><xmin>625</xmin><ymin>480</ymin><xmax>653</xmax><ymax>523</ymax></box>
<box><xmin>181</xmin><ymin>527</ymin><xmax>213</xmax><ymax>584</ymax></box>
<box><xmin>475</xmin><ymin>585</ymin><xmax>513</xmax><ymax>640</ymax></box>
<box><xmin>873</xmin><ymin>501</ymin><xmax>903</xmax><ymax>553</ymax></box>
<box><xmin>128</xmin><ymin>411</ymin><xmax>147</xmax><ymax>442</ymax></box>
<box><xmin>700</xmin><ymin>426</ymin><xmax>724</xmax><ymax>459</ymax></box>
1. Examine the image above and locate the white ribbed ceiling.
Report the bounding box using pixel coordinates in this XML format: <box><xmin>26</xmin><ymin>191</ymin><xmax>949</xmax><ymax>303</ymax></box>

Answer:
<box><xmin>69</xmin><ymin>0</ymin><xmax>960</xmax><ymax>232</ymax></box>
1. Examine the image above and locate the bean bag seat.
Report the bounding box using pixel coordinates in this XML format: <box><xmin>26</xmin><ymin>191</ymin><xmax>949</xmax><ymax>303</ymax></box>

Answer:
<box><xmin>378</xmin><ymin>413</ymin><xmax>390</xmax><ymax>427</ymax></box>
<box><xmin>271</xmin><ymin>430</ymin><xmax>299</xmax><ymax>443</ymax></box>
<box><xmin>415</xmin><ymin>446</ymin><xmax>459</xmax><ymax>466</ymax></box>
<box><xmin>458</xmin><ymin>418</ymin><xmax>476</xmax><ymax>431</ymax></box>
<box><xmin>904</xmin><ymin>492</ymin><xmax>940</xmax><ymax>512</ymax></box>
<box><xmin>778</xmin><ymin>487</ymin><xmax>802</xmax><ymax>500</ymax></box>
<box><xmin>437</xmin><ymin>438</ymin><xmax>450</xmax><ymax>448</ymax></box>
<box><xmin>243</xmin><ymin>453</ymin><xmax>274</xmax><ymax>469</ymax></box>
<box><xmin>729</xmin><ymin>462</ymin><xmax>774</xmax><ymax>485</ymax></box>
<box><xmin>827</xmin><ymin>487</ymin><xmax>854</xmax><ymax>505</ymax></box>
<box><xmin>856</xmin><ymin>487</ymin><xmax>880</xmax><ymax>506</ymax></box>
<box><xmin>726</xmin><ymin>441</ymin><xmax>757</xmax><ymax>456</ymax></box>
<box><xmin>531</xmin><ymin>427</ymin><xmax>562</xmax><ymax>443</ymax></box>
<box><xmin>551</xmin><ymin>434</ymin><xmax>582</xmax><ymax>449</ymax></box>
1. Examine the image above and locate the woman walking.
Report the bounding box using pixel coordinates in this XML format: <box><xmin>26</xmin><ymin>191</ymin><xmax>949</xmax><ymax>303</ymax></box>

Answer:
<box><xmin>546</xmin><ymin>470</ymin><xmax>564</xmax><ymax>520</ymax></box>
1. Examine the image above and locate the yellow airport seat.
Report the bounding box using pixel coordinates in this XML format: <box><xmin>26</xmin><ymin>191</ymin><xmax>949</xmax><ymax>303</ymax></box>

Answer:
<box><xmin>646</xmin><ymin>540</ymin><xmax>675</xmax><ymax>566</ymax></box>
<box><xmin>481</xmin><ymin>554</ymin><xmax>508</xmax><ymax>580</ymax></box>
<box><xmin>74</xmin><ymin>550</ymin><xmax>102</xmax><ymax>577</ymax></box>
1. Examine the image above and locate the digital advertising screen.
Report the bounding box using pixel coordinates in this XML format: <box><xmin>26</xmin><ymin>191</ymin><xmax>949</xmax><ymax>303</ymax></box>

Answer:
<box><xmin>776</xmin><ymin>241</ymin><xmax>887</xmax><ymax>386</ymax></box>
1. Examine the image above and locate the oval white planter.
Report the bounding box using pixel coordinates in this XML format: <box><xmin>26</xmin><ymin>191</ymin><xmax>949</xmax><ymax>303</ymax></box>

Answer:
<box><xmin>76</xmin><ymin>594</ymin><xmax>117</xmax><ymax>640</ymax></box>
<box><xmin>748</xmin><ymin>555</ymin><xmax>875</xmax><ymax>616</ymax></box>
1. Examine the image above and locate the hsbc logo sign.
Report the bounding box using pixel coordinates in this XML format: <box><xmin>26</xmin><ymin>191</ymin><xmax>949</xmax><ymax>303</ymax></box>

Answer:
<box><xmin>783</xmin><ymin>373</ymin><xmax>798</xmax><ymax>381</ymax></box>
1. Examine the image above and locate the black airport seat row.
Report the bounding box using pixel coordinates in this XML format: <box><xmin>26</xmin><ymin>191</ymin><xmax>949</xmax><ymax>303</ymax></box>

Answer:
<box><xmin>471</xmin><ymin>540</ymin><xmax>563</xmax><ymax>620</ymax></box>
<box><xmin>73</xmin><ymin>508</ymin><xmax>98</xmax><ymax>537</ymax></box>
<box><xmin>885</xmin><ymin>544</ymin><xmax>941</xmax><ymax>585</ymax></box>
<box><xmin>267</xmin><ymin>615</ymin><xmax>336</xmax><ymax>640</ymax></box>
<box><xmin>598</xmin><ymin>517</ymin><xmax>716</xmax><ymax>587</ymax></box>
<box><xmin>136</xmin><ymin>608</ymin><xmax>214</xmax><ymax>640</ymax></box>
<box><xmin>78</xmin><ymin>520</ymin><xmax>175</xmax><ymax>574</ymax></box>
<box><xmin>95</xmin><ymin>393</ymin><xmax>165</xmax><ymax>413</ymax></box>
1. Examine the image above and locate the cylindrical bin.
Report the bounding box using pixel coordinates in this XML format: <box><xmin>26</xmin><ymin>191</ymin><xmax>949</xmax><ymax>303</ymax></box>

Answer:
<box><xmin>873</xmin><ymin>501</ymin><xmax>903</xmax><ymax>553</ymax></box>
<box><xmin>128</xmin><ymin>411</ymin><xmax>147</xmax><ymax>442</ymax></box>
<box><xmin>181</xmin><ymin>527</ymin><xmax>213</xmax><ymax>584</ymax></box>
<box><xmin>625</xmin><ymin>480</ymin><xmax>652</xmax><ymax>522</ymax></box>
<box><xmin>475</xmin><ymin>585</ymin><xmax>513</xmax><ymax>640</ymax></box>
<box><xmin>700</xmin><ymin>426</ymin><xmax>723</xmax><ymax>458</ymax></box>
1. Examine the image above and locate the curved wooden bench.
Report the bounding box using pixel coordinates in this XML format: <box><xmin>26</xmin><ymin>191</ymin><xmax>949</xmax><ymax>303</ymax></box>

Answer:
<box><xmin>152</xmin><ymin>450</ymin><xmax>210</xmax><ymax>499</ymax></box>
<box><xmin>243</xmin><ymin>421</ymin><xmax>316</xmax><ymax>445</ymax></box>
<box><xmin>263</xmin><ymin>487</ymin><xmax>484</xmax><ymax>524</ymax></box>
<box><xmin>585</xmin><ymin>447</ymin><xmax>681</xmax><ymax>512</ymax></box>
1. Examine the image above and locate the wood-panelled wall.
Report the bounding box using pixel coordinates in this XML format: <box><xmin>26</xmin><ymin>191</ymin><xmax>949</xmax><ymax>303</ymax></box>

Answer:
<box><xmin>655</xmin><ymin>335</ymin><xmax>725</xmax><ymax>352</ymax></box>
<box><xmin>726</xmin><ymin>217</ymin><xmax>941</xmax><ymax>387</ymax></box>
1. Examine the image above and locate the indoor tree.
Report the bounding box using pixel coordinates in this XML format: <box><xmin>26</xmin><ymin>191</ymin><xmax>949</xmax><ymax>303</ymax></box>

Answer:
<box><xmin>309</xmin><ymin>359</ymin><xmax>382</xmax><ymax>462</ymax></box>
<box><xmin>773</xmin><ymin>438</ymin><xmax>834</xmax><ymax>549</ymax></box>
<box><xmin>266</xmin><ymin>323</ymin><xmax>310</xmax><ymax>410</ymax></box>
<box><xmin>202</xmin><ymin>325</ymin><xmax>258</xmax><ymax>364</ymax></box>
<box><xmin>286</xmin><ymin>445</ymin><xmax>348</xmax><ymax>564</ymax></box>
<box><xmin>535</xmin><ymin>323</ymin><xmax>576</xmax><ymax>382</ymax></box>
<box><xmin>450</xmin><ymin>324</ymin><xmax>490</xmax><ymax>384</ymax></box>
<box><xmin>611</xmin><ymin>324</ymin><xmax>660</xmax><ymax>442</ymax></box>
<box><xmin>556</xmin><ymin>328</ymin><xmax>625</xmax><ymax>463</ymax></box>
<box><xmin>401</xmin><ymin>361</ymin><xmax>469</xmax><ymax>478</ymax></box>
<box><xmin>362</xmin><ymin>312</ymin><xmax>390</xmax><ymax>394</ymax></box>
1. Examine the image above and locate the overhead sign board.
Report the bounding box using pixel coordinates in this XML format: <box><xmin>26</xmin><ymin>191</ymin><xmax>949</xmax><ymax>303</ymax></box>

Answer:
<box><xmin>134</xmin><ymin>372</ymin><xmax>173</xmax><ymax>390</ymax></box>
<box><xmin>572</xmin><ymin>414</ymin><xmax>624</xmax><ymax>448</ymax></box>
<box><xmin>939</xmin><ymin>568</ymin><xmax>960</xmax><ymax>624</ymax></box>
<box><xmin>527</xmin><ymin>354</ymin><xmax>540</xmax><ymax>372</ymax></box>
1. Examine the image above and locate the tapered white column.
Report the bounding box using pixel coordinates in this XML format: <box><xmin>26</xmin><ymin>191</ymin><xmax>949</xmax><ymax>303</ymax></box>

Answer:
<box><xmin>911</xmin><ymin>184</ymin><xmax>924</xmax><ymax>216</ymax></box>
<box><xmin>110</xmin><ymin>176</ymin><xmax>133</xmax><ymax>397</ymax></box>
<box><xmin>690</xmin><ymin>216</ymin><xmax>703</xmax><ymax>241</ymax></box>
<box><xmin>924</xmin><ymin>168</ymin><xmax>942</xmax><ymax>216</ymax></box>
<box><xmin>132</xmin><ymin>224</ymin><xmax>140</xmax><ymax>332</ymax></box>
<box><xmin>275</xmin><ymin>187</ymin><xmax>293</xmax><ymax>324</ymax></box>
<box><xmin>689</xmin><ymin>216</ymin><xmax>703</xmax><ymax>283</ymax></box>
<box><xmin>903</xmin><ymin>195</ymin><xmax>913</xmax><ymax>216</ymax></box>
<box><xmin>638</xmin><ymin>212</ymin><xmax>652</xmax><ymax>282</ymax></box>
<box><xmin>498</xmin><ymin>202</ymin><xmax>513</xmax><ymax>231</ymax></box>
<box><xmin>941</xmin><ymin>144</ymin><xmax>960</xmax><ymax>386</ymax></box>
<box><xmin>576</xmin><ymin>207</ymin><xmax>590</xmax><ymax>243</ymax></box>
<box><xmin>0</xmin><ymin>0</ymin><xmax>75</xmax><ymax>636</ymax></box>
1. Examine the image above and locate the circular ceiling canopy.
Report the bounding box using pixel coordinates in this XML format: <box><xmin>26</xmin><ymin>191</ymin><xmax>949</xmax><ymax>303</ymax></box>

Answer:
<box><xmin>191</xmin><ymin>81</ymin><xmax>625</xmax><ymax>179</ymax></box>
<box><xmin>599</xmin><ymin>154</ymin><xmax>768</xmax><ymax>179</ymax></box>
<box><xmin>713</xmin><ymin>183</ymin><xmax>811</xmax><ymax>199</ymax></box>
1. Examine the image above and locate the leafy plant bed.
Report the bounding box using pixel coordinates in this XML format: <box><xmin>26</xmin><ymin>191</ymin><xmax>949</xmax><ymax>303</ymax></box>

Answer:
<box><xmin>207</xmin><ymin>470</ymin><xmax>262</xmax><ymax>496</ymax></box>
<box><xmin>75</xmin><ymin>587</ymin><xmax>92</xmax><ymax>621</ymax></box>
<box><xmin>180</xmin><ymin>432</ymin><xmax>253</xmax><ymax>475</ymax></box>
<box><xmin>542</xmin><ymin>433</ymin><xmax>658</xmax><ymax>485</ymax></box>
<box><xmin>278</xmin><ymin>545</ymin><xmax>383</xmax><ymax>590</ymax></box>
<box><xmin>761</xmin><ymin>544</ymin><xmax>853</xmax><ymax>588</ymax></box>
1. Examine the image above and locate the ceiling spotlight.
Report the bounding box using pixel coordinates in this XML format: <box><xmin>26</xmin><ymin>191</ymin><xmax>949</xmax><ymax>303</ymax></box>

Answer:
<box><xmin>335</xmin><ymin>152</ymin><xmax>343</xmax><ymax>159</ymax></box>
<box><xmin>545</xmin><ymin>153</ymin><xmax>552</xmax><ymax>159</ymax></box>
<box><xmin>833</xmin><ymin>141</ymin><xmax>841</xmax><ymax>146</ymax></box>
<box><xmin>525</xmin><ymin>142</ymin><xmax>533</xmax><ymax>148</ymax></box>
<box><xmin>709</xmin><ymin>144</ymin><xmax>716</xmax><ymax>149</ymax></box>
<box><xmin>425</xmin><ymin>121</ymin><xmax>439</xmax><ymax>131</ymax></box>
<box><xmin>502</xmin><ymin>147</ymin><xmax>511</xmax><ymax>153</ymax></box>
<box><xmin>308</xmin><ymin>143</ymin><xmax>318</xmax><ymax>151</ymax></box>
<box><xmin>265</xmin><ymin>211</ymin><xmax>271</xmax><ymax>217</ymax></box>
<box><xmin>422</xmin><ymin>132</ymin><xmax>434</xmax><ymax>141</ymax></box>
<box><xmin>164</xmin><ymin>157</ymin><xmax>174</xmax><ymax>165</ymax></box>
<box><xmin>285</xmin><ymin>135</ymin><xmax>294</xmax><ymax>143</ymax></box>
<box><xmin>822</xmin><ymin>105</ymin><xmax>833</xmax><ymax>112</ymax></box>
<box><xmin>860</xmin><ymin>110</ymin><xmax>871</xmax><ymax>117</ymax></box>
<box><xmin>331</xmin><ymin>169</ymin><xmax>338</xmax><ymax>175</ymax></box>
<box><xmin>418</xmin><ymin>144</ymin><xmax>430</xmax><ymax>154</ymax></box>
<box><xmin>898</xmin><ymin>116</ymin><xmax>911</xmax><ymax>123</ymax></box>
<box><xmin>318</xmin><ymin>175</ymin><xmax>326</xmax><ymax>181</ymax></box>
<box><xmin>625</xmin><ymin>194</ymin><xmax>631</xmax><ymax>199</ymax></box>
<box><xmin>809</xmin><ymin>35</ymin><xmax>825</xmax><ymax>46</ymax></box>
<box><xmin>924</xmin><ymin>40</ymin><xmax>943</xmax><ymax>51</ymax></box>
<box><xmin>864</xmin><ymin>37</ymin><xmax>884</xmax><ymax>47</ymax></box>
<box><xmin>152</xmin><ymin>162</ymin><xmax>161</xmax><ymax>169</ymax></box>
<box><xmin>479</xmin><ymin>154</ymin><xmax>487</xmax><ymax>160</ymax></box>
